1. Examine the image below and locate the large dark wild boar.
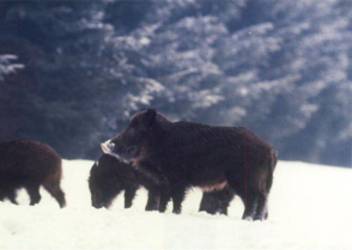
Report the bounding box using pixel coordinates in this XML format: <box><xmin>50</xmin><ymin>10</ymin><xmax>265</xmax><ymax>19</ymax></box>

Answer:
<box><xmin>102</xmin><ymin>109</ymin><xmax>277</xmax><ymax>220</ymax></box>
<box><xmin>0</xmin><ymin>140</ymin><xmax>66</xmax><ymax>208</ymax></box>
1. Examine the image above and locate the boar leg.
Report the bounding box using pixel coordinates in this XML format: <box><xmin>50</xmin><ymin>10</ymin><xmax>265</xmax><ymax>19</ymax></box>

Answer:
<box><xmin>145</xmin><ymin>190</ymin><xmax>160</xmax><ymax>211</ymax></box>
<box><xmin>158</xmin><ymin>188</ymin><xmax>171</xmax><ymax>212</ymax></box>
<box><xmin>124</xmin><ymin>186</ymin><xmax>138</xmax><ymax>209</ymax></box>
<box><xmin>199</xmin><ymin>192</ymin><xmax>218</xmax><ymax>215</ymax></box>
<box><xmin>242</xmin><ymin>196</ymin><xmax>257</xmax><ymax>220</ymax></box>
<box><xmin>226</xmin><ymin>173</ymin><xmax>258</xmax><ymax>220</ymax></box>
<box><xmin>171</xmin><ymin>186</ymin><xmax>186</xmax><ymax>214</ymax></box>
<box><xmin>43</xmin><ymin>181</ymin><xmax>66</xmax><ymax>208</ymax></box>
<box><xmin>26</xmin><ymin>183</ymin><xmax>41</xmax><ymax>205</ymax></box>
<box><xmin>253</xmin><ymin>192</ymin><xmax>268</xmax><ymax>220</ymax></box>
<box><xmin>241</xmin><ymin>189</ymin><xmax>271</xmax><ymax>221</ymax></box>
<box><xmin>217</xmin><ymin>188</ymin><xmax>235</xmax><ymax>215</ymax></box>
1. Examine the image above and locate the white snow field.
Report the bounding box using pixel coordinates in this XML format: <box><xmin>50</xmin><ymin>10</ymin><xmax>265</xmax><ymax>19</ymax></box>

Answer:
<box><xmin>1</xmin><ymin>160</ymin><xmax>351</xmax><ymax>250</ymax></box>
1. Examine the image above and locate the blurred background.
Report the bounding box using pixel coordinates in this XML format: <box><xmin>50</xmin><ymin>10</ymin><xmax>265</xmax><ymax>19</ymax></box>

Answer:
<box><xmin>0</xmin><ymin>0</ymin><xmax>351</xmax><ymax>167</ymax></box>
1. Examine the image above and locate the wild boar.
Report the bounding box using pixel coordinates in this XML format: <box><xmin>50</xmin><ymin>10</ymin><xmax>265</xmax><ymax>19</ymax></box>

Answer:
<box><xmin>0</xmin><ymin>139</ymin><xmax>66</xmax><ymax>208</ymax></box>
<box><xmin>102</xmin><ymin>109</ymin><xmax>277</xmax><ymax>220</ymax></box>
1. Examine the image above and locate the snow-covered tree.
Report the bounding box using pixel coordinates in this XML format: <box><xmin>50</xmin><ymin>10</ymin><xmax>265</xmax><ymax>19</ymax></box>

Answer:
<box><xmin>0</xmin><ymin>0</ymin><xmax>350</xmax><ymax>166</ymax></box>
<box><xmin>0</xmin><ymin>54</ymin><xmax>23</xmax><ymax>80</ymax></box>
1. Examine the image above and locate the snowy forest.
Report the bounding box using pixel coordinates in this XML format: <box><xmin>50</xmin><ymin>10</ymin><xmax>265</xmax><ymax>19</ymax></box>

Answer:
<box><xmin>0</xmin><ymin>0</ymin><xmax>351</xmax><ymax>167</ymax></box>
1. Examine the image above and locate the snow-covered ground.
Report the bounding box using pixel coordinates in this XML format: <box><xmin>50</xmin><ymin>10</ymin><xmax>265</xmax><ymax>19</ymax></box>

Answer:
<box><xmin>1</xmin><ymin>160</ymin><xmax>351</xmax><ymax>250</ymax></box>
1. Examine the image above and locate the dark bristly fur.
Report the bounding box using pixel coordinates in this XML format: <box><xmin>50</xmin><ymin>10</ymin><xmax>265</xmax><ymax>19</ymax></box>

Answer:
<box><xmin>106</xmin><ymin>109</ymin><xmax>277</xmax><ymax>220</ymax></box>
<box><xmin>0</xmin><ymin>139</ymin><xmax>66</xmax><ymax>208</ymax></box>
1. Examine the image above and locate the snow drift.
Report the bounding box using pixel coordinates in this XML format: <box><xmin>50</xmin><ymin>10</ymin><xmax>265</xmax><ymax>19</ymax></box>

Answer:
<box><xmin>1</xmin><ymin>160</ymin><xmax>351</xmax><ymax>250</ymax></box>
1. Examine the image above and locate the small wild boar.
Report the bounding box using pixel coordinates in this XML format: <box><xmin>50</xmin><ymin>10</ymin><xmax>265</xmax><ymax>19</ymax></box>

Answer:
<box><xmin>91</xmin><ymin>153</ymin><xmax>234</xmax><ymax>214</ymax></box>
<box><xmin>89</xmin><ymin>153</ymin><xmax>169</xmax><ymax>211</ymax></box>
<box><xmin>102</xmin><ymin>109</ymin><xmax>277</xmax><ymax>220</ymax></box>
<box><xmin>0</xmin><ymin>139</ymin><xmax>66</xmax><ymax>208</ymax></box>
<box><xmin>89</xmin><ymin>154</ymin><xmax>139</xmax><ymax>209</ymax></box>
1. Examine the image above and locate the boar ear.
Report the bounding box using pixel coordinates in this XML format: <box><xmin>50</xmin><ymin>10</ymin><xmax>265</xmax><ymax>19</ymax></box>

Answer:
<box><xmin>144</xmin><ymin>108</ymin><xmax>157</xmax><ymax>128</ymax></box>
